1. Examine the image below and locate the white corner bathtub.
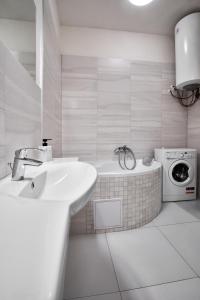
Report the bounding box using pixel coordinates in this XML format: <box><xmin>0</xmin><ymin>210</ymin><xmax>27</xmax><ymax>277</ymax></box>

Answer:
<box><xmin>70</xmin><ymin>159</ymin><xmax>162</xmax><ymax>234</ymax></box>
<box><xmin>94</xmin><ymin>159</ymin><xmax>161</xmax><ymax>176</ymax></box>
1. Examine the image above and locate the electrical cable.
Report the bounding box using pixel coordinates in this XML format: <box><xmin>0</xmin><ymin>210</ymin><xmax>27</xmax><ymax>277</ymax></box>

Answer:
<box><xmin>170</xmin><ymin>85</ymin><xmax>200</xmax><ymax>107</ymax></box>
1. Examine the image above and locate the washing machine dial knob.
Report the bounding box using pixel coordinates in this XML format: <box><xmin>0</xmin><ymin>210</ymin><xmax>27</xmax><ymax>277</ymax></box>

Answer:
<box><xmin>180</xmin><ymin>153</ymin><xmax>184</xmax><ymax>158</ymax></box>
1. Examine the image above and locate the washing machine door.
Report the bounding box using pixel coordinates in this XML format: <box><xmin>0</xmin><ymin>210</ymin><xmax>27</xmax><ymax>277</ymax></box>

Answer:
<box><xmin>169</xmin><ymin>160</ymin><xmax>194</xmax><ymax>187</ymax></box>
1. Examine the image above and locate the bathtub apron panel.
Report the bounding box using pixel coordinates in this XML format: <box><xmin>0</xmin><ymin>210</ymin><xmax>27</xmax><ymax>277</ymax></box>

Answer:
<box><xmin>70</xmin><ymin>160</ymin><xmax>162</xmax><ymax>234</ymax></box>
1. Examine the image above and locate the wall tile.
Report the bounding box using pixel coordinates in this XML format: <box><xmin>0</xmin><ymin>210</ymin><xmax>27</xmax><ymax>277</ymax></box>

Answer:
<box><xmin>63</xmin><ymin>77</ymin><xmax>97</xmax><ymax>94</ymax></box>
<box><xmin>132</xmin><ymin>92</ymin><xmax>161</xmax><ymax>110</ymax></box>
<box><xmin>131</xmin><ymin>127</ymin><xmax>161</xmax><ymax>141</ymax></box>
<box><xmin>131</xmin><ymin>79</ymin><xmax>162</xmax><ymax>93</ymax></box>
<box><xmin>131</xmin><ymin>109</ymin><xmax>161</xmax><ymax>128</ymax></box>
<box><xmin>98</xmin><ymin>75</ymin><xmax>130</xmax><ymax>94</ymax></box>
<box><xmin>62</xmin><ymin>55</ymin><xmax>187</xmax><ymax>161</ymax></box>
<box><xmin>188</xmin><ymin>101</ymin><xmax>200</xmax><ymax>129</ymax></box>
<box><xmin>62</xmin><ymin>142</ymin><xmax>96</xmax><ymax>161</ymax></box>
<box><xmin>131</xmin><ymin>61</ymin><xmax>162</xmax><ymax>79</ymax></box>
<box><xmin>62</xmin><ymin>55</ymin><xmax>98</xmax><ymax>79</ymax></box>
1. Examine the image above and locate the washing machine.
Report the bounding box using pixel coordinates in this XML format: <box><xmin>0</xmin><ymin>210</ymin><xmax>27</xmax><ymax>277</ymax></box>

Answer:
<box><xmin>155</xmin><ymin>148</ymin><xmax>197</xmax><ymax>202</ymax></box>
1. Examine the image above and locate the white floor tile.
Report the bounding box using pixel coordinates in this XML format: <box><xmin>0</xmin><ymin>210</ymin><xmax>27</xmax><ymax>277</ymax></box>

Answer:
<box><xmin>153</xmin><ymin>203</ymin><xmax>199</xmax><ymax>226</ymax></box>
<box><xmin>177</xmin><ymin>200</ymin><xmax>200</xmax><ymax>220</ymax></box>
<box><xmin>73</xmin><ymin>292</ymin><xmax>121</xmax><ymax>300</ymax></box>
<box><xmin>64</xmin><ymin>234</ymin><xmax>119</xmax><ymax>299</ymax></box>
<box><xmin>141</xmin><ymin>219</ymin><xmax>155</xmax><ymax>228</ymax></box>
<box><xmin>107</xmin><ymin>228</ymin><xmax>195</xmax><ymax>291</ymax></box>
<box><xmin>121</xmin><ymin>278</ymin><xmax>200</xmax><ymax>300</ymax></box>
<box><xmin>160</xmin><ymin>222</ymin><xmax>200</xmax><ymax>276</ymax></box>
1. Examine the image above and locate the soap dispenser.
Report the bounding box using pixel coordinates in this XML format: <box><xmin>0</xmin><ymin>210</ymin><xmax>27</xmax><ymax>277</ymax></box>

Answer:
<box><xmin>39</xmin><ymin>139</ymin><xmax>53</xmax><ymax>162</ymax></box>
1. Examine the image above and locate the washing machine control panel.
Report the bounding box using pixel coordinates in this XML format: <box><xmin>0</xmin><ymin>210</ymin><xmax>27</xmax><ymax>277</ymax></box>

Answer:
<box><xmin>166</xmin><ymin>151</ymin><xmax>193</xmax><ymax>159</ymax></box>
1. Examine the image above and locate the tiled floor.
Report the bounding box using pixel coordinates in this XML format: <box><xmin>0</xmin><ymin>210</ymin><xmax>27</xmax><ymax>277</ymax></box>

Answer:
<box><xmin>64</xmin><ymin>201</ymin><xmax>200</xmax><ymax>300</ymax></box>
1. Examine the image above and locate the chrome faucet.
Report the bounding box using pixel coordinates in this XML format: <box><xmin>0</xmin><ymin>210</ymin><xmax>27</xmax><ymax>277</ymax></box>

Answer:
<box><xmin>114</xmin><ymin>145</ymin><xmax>130</xmax><ymax>154</ymax></box>
<box><xmin>11</xmin><ymin>148</ymin><xmax>43</xmax><ymax>181</ymax></box>
<box><xmin>114</xmin><ymin>145</ymin><xmax>136</xmax><ymax>170</ymax></box>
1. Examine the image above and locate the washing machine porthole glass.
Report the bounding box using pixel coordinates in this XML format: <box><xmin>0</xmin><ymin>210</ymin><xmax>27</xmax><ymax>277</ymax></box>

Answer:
<box><xmin>172</xmin><ymin>163</ymin><xmax>189</xmax><ymax>183</ymax></box>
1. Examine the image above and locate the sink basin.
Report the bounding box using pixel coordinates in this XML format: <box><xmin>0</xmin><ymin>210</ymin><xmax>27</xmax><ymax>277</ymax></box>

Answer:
<box><xmin>0</xmin><ymin>159</ymin><xmax>97</xmax><ymax>300</ymax></box>
<box><xmin>0</xmin><ymin>160</ymin><xmax>97</xmax><ymax>215</ymax></box>
<box><xmin>0</xmin><ymin>195</ymin><xmax>70</xmax><ymax>300</ymax></box>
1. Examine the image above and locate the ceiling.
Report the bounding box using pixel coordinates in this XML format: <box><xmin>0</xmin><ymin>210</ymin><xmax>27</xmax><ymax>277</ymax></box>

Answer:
<box><xmin>58</xmin><ymin>0</ymin><xmax>200</xmax><ymax>36</ymax></box>
<box><xmin>0</xmin><ymin>0</ymin><xmax>35</xmax><ymax>22</ymax></box>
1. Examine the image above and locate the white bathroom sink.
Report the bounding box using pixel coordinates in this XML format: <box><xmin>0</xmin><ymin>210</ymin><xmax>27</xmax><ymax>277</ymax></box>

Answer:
<box><xmin>0</xmin><ymin>194</ymin><xmax>70</xmax><ymax>300</ymax></box>
<box><xmin>0</xmin><ymin>159</ymin><xmax>97</xmax><ymax>300</ymax></box>
<box><xmin>0</xmin><ymin>160</ymin><xmax>97</xmax><ymax>215</ymax></box>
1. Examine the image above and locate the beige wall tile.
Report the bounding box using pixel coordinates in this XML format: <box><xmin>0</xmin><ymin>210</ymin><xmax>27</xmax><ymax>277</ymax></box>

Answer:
<box><xmin>61</xmin><ymin>55</ymin><xmax>187</xmax><ymax>161</ymax></box>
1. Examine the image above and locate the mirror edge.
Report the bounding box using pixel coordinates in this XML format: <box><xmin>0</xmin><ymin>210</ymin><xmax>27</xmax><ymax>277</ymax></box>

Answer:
<box><xmin>34</xmin><ymin>0</ymin><xmax>43</xmax><ymax>89</ymax></box>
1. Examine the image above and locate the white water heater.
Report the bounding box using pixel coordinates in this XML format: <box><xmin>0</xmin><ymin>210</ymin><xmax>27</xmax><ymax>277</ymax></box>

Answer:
<box><xmin>175</xmin><ymin>12</ymin><xmax>200</xmax><ymax>90</ymax></box>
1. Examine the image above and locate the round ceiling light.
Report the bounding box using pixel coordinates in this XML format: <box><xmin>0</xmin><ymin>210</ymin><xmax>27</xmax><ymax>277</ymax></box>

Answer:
<box><xmin>128</xmin><ymin>0</ymin><xmax>154</xmax><ymax>6</ymax></box>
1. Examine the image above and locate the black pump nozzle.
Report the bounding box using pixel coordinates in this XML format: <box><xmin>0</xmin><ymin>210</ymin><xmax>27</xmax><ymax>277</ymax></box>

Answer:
<box><xmin>42</xmin><ymin>138</ymin><xmax>52</xmax><ymax>146</ymax></box>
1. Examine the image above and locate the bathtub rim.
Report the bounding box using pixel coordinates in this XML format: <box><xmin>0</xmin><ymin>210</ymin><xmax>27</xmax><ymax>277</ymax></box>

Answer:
<box><xmin>91</xmin><ymin>159</ymin><xmax>162</xmax><ymax>177</ymax></box>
